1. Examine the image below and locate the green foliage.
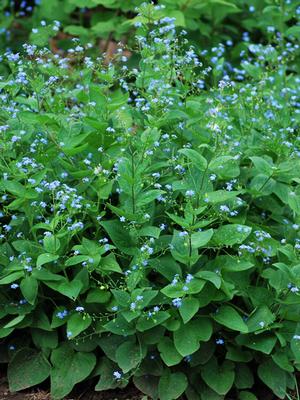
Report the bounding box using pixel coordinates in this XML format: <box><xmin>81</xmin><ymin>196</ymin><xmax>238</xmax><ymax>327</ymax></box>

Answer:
<box><xmin>1</xmin><ymin>0</ymin><xmax>299</xmax><ymax>75</ymax></box>
<box><xmin>0</xmin><ymin>3</ymin><xmax>300</xmax><ymax>399</ymax></box>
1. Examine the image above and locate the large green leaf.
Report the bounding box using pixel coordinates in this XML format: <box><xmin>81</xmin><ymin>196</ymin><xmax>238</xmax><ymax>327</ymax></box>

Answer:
<box><xmin>115</xmin><ymin>341</ymin><xmax>143</xmax><ymax>373</ymax></box>
<box><xmin>191</xmin><ymin>229</ymin><xmax>213</xmax><ymax>248</ymax></box>
<box><xmin>174</xmin><ymin>318</ymin><xmax>213</xmax><ymax>356</ymax></box>
<box><xmin>258</xmin><ymin>359</ymin><xmax>287</xmax><ymax>399</ymax></box>
<box><xmin>201</xmin><ymin>357</ymin><xmax>235</xmax><ymax>395</ymax></box>
<box><xmin>212</xmin><ymin>225</ymin><xmax>252</xmax><ymax>246</ymax></box>
<box><xmin>51</xmin><ymin>344</ymin><xmax>96</xmax><ymax>399</ymax></box>
<box><xmin>8</xmin><ymin>349</ymin><xmax>50</xmax><ymax>391</ymax></box>
<box><xmin>158</xmin><ymin>337</ymin><xmax>182</xmax><ymax>366</ymax></box>
<box><xmin>158</xmin><ymin>371</ymin><xmax>188</xmax><ymax>400</ymax></box>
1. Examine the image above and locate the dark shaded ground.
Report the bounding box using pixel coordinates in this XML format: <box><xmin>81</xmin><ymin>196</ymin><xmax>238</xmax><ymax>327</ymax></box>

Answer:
<box><xmin>0</xmin><ymin>371</ymin><xmax>294</xmax><ymax>400</ymax></box>
<box><xmin>0</xmin><ymin>374</ymin><xmax>144</xmax><ymax>400</ymax></box>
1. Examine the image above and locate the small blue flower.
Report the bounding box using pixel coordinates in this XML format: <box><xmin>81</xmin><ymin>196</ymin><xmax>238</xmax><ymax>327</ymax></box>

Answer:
<box><xmin>10</xmin><ymin>283</ymin><xmax>19</xmax><ymax>289</ymax></box>
<box><xmin>113</xmin><ymin>371</ymin><xmax>122</xmax><ymax>380</ymax></box>
<box><xmin>172</xmin><ymin>298</ymin><xmax>182</xmax><ymax>308</ymax></box>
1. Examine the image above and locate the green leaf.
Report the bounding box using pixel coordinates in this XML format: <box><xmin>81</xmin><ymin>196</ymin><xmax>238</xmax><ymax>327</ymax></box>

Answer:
<box><xmin>201</xmin><ymin>357</ymin><xmax>235</xmax><ymax>395</ymax></box>
<box><xmin>288</xmin><ymin>191</ymin><xmax>300</xmax><ymax>215</ymax></box>
<box><xmin>136</xmin><ymin>311</ymin><xmax>170</xmax><ymax>332</ymax></box>
<box><xmin>209</xmin><ymin>156</ymin><xmax>240</xmax><ymax>179</ymax></box>
<box><xmin>204</xmin><ymin>190</ymin><xmax>241</xmax><ymax>204</ymax></box>
<box><xmin>236</xmin><ymin>334</ymin><xmax>277</xmax><ymax>354</ymax></box>
<box><xmin>139</xmin><ymin>226</ymin><xmax>161</xmax><ymax>239</ymax></box>
<box><xmin>0</xmin><ymin>271</ymin><xmax>24</xmax><ymax>285</ymax></box>
<box><xmin>158</xmin><ymin>371</ymin><xmax>188</xmax><ymax>400</ymax></box>
<box><xmin>246</xmin><ymin>306</ymin><xmax>275</xmax><ymax>333</ymax></box>
<box><xmin>115</xmin><ymin>341</ymin><xmax>143</xmax><ymax>373</ymax></box>
<box><xmin>158</xmin><ymin>337</ymin><xmax>182</xmax><ymax>366</ymax></box>
<box><xmin>134</xmin><ymin>375</ymin><xmax>159</xmax><ymax>399</ymax></box>
<box><xmin>212</xmin><ymin>224</ymin><xmax>252</xmax><ymax>246</ymax></box>
<box><xmin>104</xmin><ymin>315</ymin><xmax>136</xmax><ymax>336</ymax></box>
<box><xmin>94</xmin><ymin>358</ymin><xmax>121</xmax><ymax>391</ymax></box>
<box><xmin>136</xmin><ymin>190</ymin><xmax>164</xmax><ymax>207</ymax></box>
<box><xmin>86</xmin><ymin>289</ymin><xmax>111</xmax><ymax>303</ymax></box>
<box><xmin>67</xmin><ymin>313</ymin><xmax>92</xmax><ymax>339</ymax></box>
<box><xmin>179</xmin><ymin>148</ymin><xmax>207</xmax><ymax>171</ymax></box>
<box><xmin>65</xmin><ymin>255</ymin><xmax>89</xmax><ymax>267</ymax></box>
<box><xmin>8</xmin><ymin>349</ymin><xmax>50</xmax><ymax>391</ymax></box>
<box><xmin>191</xmin><ymin>229</ymin><xmax>213</xmax><ymax>248</ymax></box>
<box><xmin>168</xmin><ymin>10</ymin><xmax>186</xmax><ymax>26</ymax></box>
<box><xmin>50</xmin><ymin>344</ymin><xmax>96</xmax><ymax>399</ymax></box>
<box><xmin>45</xmin><ymin>279</ymin><xmax>83</xmax><ymax>300</ymax></box>
<box><xmin>161</xmin><ymin>278</ymin><xmax>205</xmax><ymax>298</ymax></box>
<box><xmin>100</xmin><ymin>253</ymin><xmax>122</xmax><ymax>274</ymax></box>
<box><xmin>170</xmin><ymin>229</ymin><xmax>195</xmax><ymax>264</ymax></box>
<box><xmin>31</xmin><ymin>329</ymin><xmax>58</xmax><ymax>350</ymax></box>
<box><xmin>43</xmin><ymin>236</ymin><xmax>60</xmax><ymax>253</ymax></box>
<box><xmin>258</xmin><ymin>359</ymin><xmax>287</xmax><ymax>399</ymax></box>
<box><xmin>20</xmin><ymin>276</ymin><xmax>38</xmax><ymax>304</ymax></box>
<box><xmin>222</xmin><ymin>258</ymin><xmax>254</xmax><ymax>272</ymax></box>
<box><xmin>213</xmin><ymin>305</ymin><xmax>248</xmax><ymax>333</ymax></box>
<box><xmin>101</xmin><ymin>220</ymin><xmax>137</xmax><ymax>255</ymax></box>
<box><xmin>272</xmin><ymin>351</ymin><xmax>294</xmax><ymax>373</ymax></box>
<box><xmin>150</xmin><ymin>256</ymin><xmax>182</xmax><ymax>281</ymax></box>
<box><xmin>194</xmin><ymin>271</ymin><xmax>221</xmax><ymax>288</ymax></box>
<box><xmin>4</xmin><ymin>315</ymin><xmax>26</xmax><ymax>329</ymax></box>
<box><xmin>179</xmin><ymin>297</ymin><xmax>199</xmax><ymax>324</ymax></box>
<box><xmin>250</xmin><ymin>156</ymin><xmax>273</xmax><ymax>177</ymax></box>
<box><xmin>174</xmin><ymin>318</ymin><xmax>213</xmax><ymax>357</ymax></box>
<box><xmin>36</xmin><ymin>253</ymin><xmax>59</xmax><ymax>269</ymax></box>
<box><xmin>174</xmin><ymin>325</ymin><xmax>199</xmax><ymax>357</ymax></box>
<box><xmin>239</xmin><ymin>391</ymin><xmax>258</xmax><ymax>400</ymax></box>
<box><xmin>235</xmin><ymin>364</ymin><xmax>254</xmax><ymax>389</ymax></box>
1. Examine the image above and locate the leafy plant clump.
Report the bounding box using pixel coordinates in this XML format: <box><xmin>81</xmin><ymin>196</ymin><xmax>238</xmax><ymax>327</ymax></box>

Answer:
<box><xmin>0</xmin><ymin>3</ymin><xmax>300</xmax><ymax>400</ymax></box>
<box><xmin>1</xmin><ymin>0</ymin><xmax>299</xmax><ymax>63</ymax></box>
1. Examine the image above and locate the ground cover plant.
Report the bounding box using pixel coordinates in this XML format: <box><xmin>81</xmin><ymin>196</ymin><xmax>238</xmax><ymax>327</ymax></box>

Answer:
<box><xmin>1</xmin><ymin>0</ymin><xmax>299</xmax><ymax>65</ymax></box>
<box><xmin>0</xmin><ymin>2</ymin><xmax>300</xmax><ymax>399</ymax></box>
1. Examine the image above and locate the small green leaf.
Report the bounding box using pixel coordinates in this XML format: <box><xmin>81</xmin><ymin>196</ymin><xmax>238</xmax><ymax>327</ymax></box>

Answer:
<box><xmin>67</xmin><ymin>313</ymin><xmax>92</xmax><ymax>339</ymax></box>
<box><xmin>204</xmin><ymin>190</ymin><xmax>241</xmax><ymax>204</ymax></box>
<box><xmin>20</xmin><ymin>276</ymin><xmax>38</xmax><ymax>304</ymax></box>
<box><xmin>213</xmin><ymin>305</ymin><xmax>248</xmax><ymax>333</ymax></box>
<box><xmin>179</xmin><ymin>148</ymin><xmax>207</xmax><ymax>171</ymax></box>
<box><xmin>86</xmin><ymin>289</ymin><xmax>111</xmax><ymax>303</ymax></box>
<box><xmin>43</xmin><ymin>235</ymin><xmax>60</xmax><ymax>254</ymax></box>
<box><xmin>100</xmin><ymin>253</ymin><xmax>122</xmax><ymax>274</ymax></box>
<box><xmin>179</xmin><ymin>297</ymin><xmax>199</xmax><ymax>324</ymax></box>
<box><xmin>0</xmin><ymin>272</ymin><xmax>24</xmax><ymax>285</ymax></box>
<box><xmin>36</xmin><ymin>253</ymin><xmax>59</xmax><ymax>269</ymax></box>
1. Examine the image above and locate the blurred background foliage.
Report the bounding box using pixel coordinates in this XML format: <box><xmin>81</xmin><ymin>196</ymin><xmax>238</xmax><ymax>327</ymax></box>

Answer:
<box><xmin>0</xmin><ymin>0</ymin><xmax>299</xmax><ymax>65</ymax></box>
